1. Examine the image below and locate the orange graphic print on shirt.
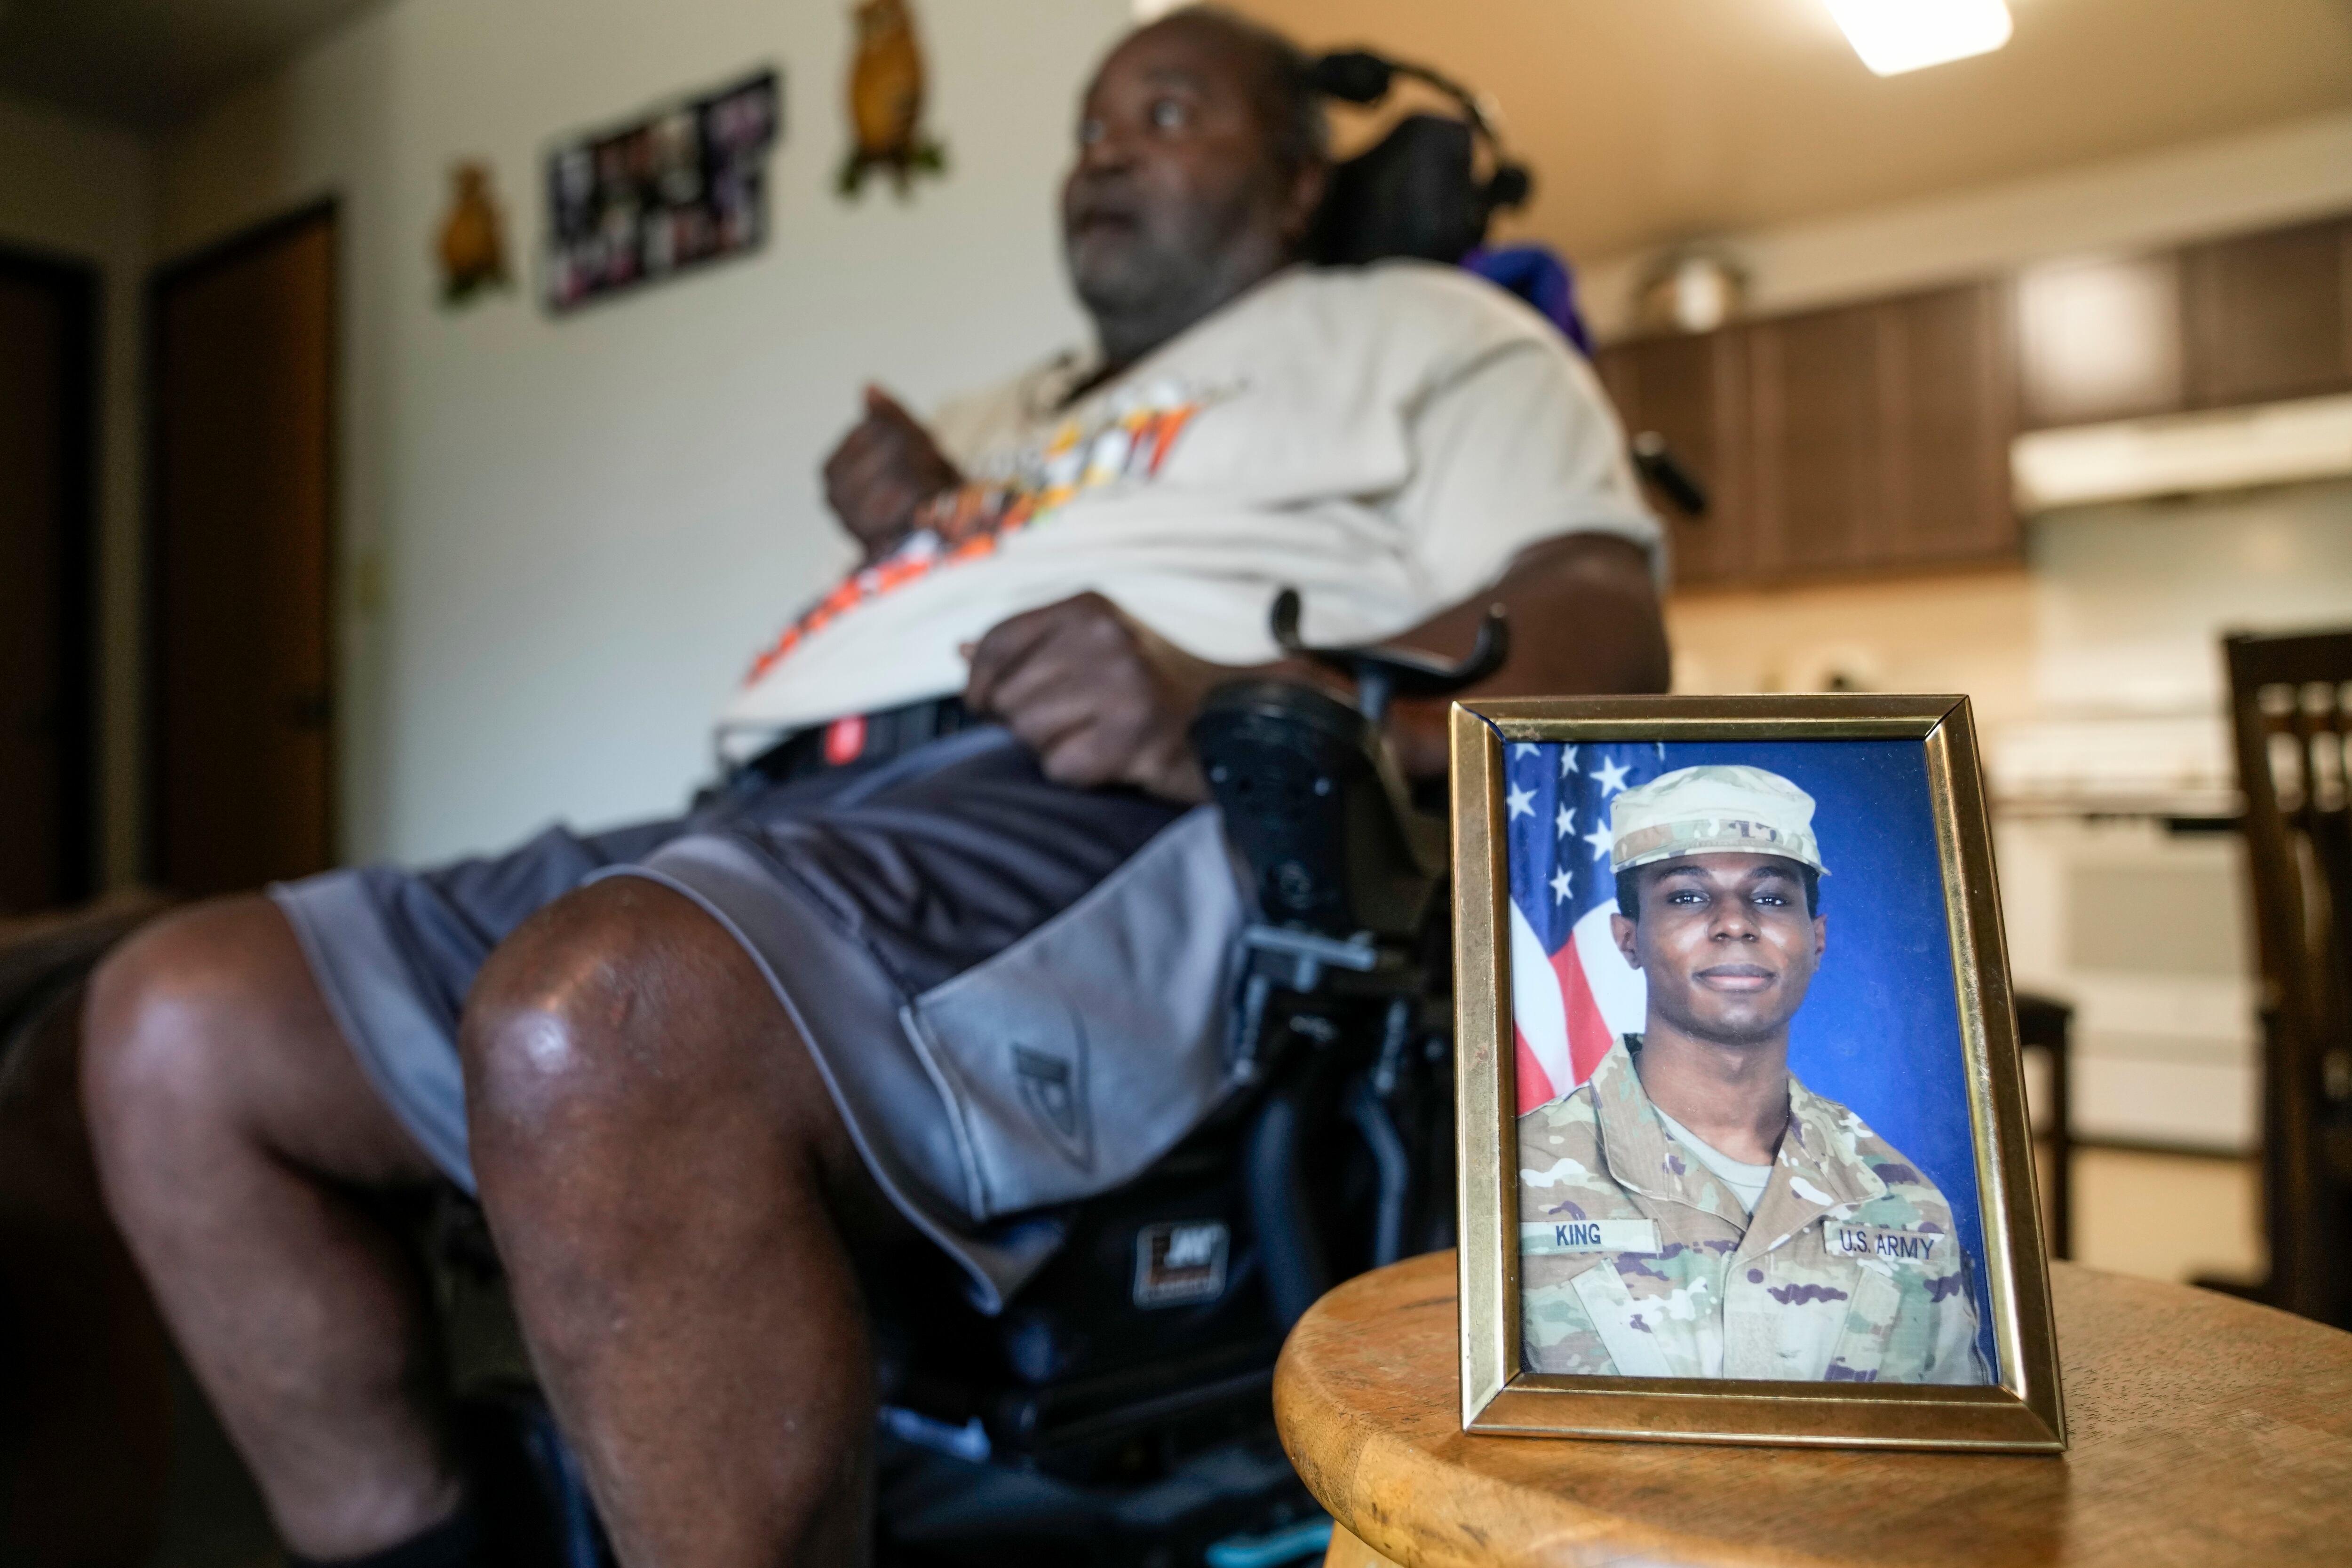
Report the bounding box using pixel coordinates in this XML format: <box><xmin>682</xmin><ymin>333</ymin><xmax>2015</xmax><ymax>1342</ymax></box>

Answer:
<box><xmin>744</xmin><ymin>384</ymin><xmax>1220</xmax><ymax>685</ymax></box>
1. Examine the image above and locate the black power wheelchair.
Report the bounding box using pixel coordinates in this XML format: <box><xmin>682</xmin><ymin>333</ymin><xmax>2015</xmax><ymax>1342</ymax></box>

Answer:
<box><xmin>416</xmin><ymin>44</ymin><xmax>1646</xmax><ymax>1565</ymax></box>
<box><xmin>424</xmin><ymin>597</ymin><xmax>1502</xmax><ymax>1568</ymax></box>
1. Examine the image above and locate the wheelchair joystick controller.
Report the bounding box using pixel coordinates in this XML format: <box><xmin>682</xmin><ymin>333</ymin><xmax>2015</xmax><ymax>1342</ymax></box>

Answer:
<box><xmin>1190</xmin><ymin>588</ymin><xmax>1507</xmax><ymax>1082</ymax></box>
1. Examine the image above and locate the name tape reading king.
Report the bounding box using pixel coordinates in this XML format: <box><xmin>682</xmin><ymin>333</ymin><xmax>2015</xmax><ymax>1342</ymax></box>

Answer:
<box><xmin>1520</xmin><ymin>1218</ymin><xmax>1942</xmax><ymax>1263</ymax></box>
<box><xmin>1519</xmin><ymin>1219</ymin><xmax>1663</xmax><ymax>1255</ymax></box>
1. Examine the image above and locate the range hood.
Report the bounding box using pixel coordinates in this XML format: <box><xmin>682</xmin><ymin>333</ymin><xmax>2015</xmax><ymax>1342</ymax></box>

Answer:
<box><xmin>2011</xmin><ymin>391</ymin><xmax>2352</xmax><ymax>513</ymax></box>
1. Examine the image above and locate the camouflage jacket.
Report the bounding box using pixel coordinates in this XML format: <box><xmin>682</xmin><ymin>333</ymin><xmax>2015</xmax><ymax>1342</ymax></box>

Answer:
<box><xmin>1517</xmin><ymin>1039</ymin><xmax>1989</xmax><ymax>1384</ymax></box>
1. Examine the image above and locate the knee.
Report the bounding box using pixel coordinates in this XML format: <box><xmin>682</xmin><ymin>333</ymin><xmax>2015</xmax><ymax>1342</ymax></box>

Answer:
<box><xmin>80</xmin><ymin>897</ymin><xmax>288</xmax><ymax>1156</ymax></box>
<box><xmin>458</xmin><ymin>879</ymin><xmax>689</xmax><ymax>1162</ymax></box>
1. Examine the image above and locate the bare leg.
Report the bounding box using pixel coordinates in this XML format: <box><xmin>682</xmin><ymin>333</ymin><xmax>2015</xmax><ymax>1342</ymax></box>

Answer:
<box><xmin>81</xmin><ymin>898</ymin><xmax>457</xmax><ymax>1558</ymax></box>
<box><xmin>461</xmin><ymin>878</ymin><xmax>898</xmax><ymax>1568</ymax></box>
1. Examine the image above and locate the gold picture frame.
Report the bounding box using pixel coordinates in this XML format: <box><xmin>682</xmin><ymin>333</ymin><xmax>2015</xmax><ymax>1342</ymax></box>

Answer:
<box><xmin>1452</xmin><ymin>695</ymin><xmax>2065</xmax><ymax>1453</ymax></box>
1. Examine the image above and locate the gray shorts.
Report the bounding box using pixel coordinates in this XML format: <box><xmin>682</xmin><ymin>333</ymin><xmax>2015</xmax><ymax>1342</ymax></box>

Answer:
<box><xmin>270</xmin><ymin>727</ymin><xmax>1248</xmax><ymax>1310</ymax></box>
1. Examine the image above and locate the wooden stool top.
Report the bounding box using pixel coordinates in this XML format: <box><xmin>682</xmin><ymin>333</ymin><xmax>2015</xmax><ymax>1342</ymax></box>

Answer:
<box><xmin>1275</xmin><ymin>1251</ymin><xmax>2352</xmax><ymax>1568</ymax></box>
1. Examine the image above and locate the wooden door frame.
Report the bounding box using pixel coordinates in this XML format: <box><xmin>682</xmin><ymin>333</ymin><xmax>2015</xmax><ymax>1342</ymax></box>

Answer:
<box><xmin>143</xmin><ymin>198</ymin><xmax>340</xmax><ymax>885</ymax></box>
<box><xmin>0</xmin><ymin>241</ymin><xmax>99</xmax><ymax>904</ymax></box>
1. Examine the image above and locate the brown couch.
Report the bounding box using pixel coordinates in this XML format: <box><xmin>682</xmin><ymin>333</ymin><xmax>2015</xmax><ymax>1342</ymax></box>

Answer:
<box><xmin>0</xmin><ymin>891</ymin><xmax>176</xmax><ymax>1567</ymax></box>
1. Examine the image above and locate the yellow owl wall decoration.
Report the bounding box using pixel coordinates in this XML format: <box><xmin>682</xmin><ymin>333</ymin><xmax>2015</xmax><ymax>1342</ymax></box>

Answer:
<box><xmin>839</xmin><ymin>0</ymin><xmax>946</xmax><ymax>198</ymax></box>
<box><xmin>437</xmin><ymin>161</ymin><xmax>512</xmax><ymax>304</ymax></box>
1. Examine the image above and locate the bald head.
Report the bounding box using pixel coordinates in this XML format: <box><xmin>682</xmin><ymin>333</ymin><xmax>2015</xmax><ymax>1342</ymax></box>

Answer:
<box><xmin>1062</xmin><ymin>7</ymin><xmax>1329</xmax><ymax>371</ymax></box>
<box><xmin>1147</xmin><ymin>8</ymin><xmax>1327</xmax><ymax>176</ymax></box>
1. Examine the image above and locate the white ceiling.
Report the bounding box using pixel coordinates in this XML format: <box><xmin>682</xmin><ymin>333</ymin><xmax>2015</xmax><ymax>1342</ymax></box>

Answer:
<box><xmin>0</xmin><ymin>0</ymin><xmax>388</xmax><ymax>130</ymax></box>
<box><xmin>1240</xmin><ymin>0</ymin><xmax>2352</xmax><ymax>262</ymax></box>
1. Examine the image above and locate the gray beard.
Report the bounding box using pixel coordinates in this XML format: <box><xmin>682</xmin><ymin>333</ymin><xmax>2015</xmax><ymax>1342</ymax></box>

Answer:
<box><xmin>1074</xmin><ymin>259</ymin><xmax>1218</xmax><ymax>368</ymax></box>
<box><xmin>1066</xmin><ymin>225</ymin><xmax>1285</xmax><ymax>372</ymax></box>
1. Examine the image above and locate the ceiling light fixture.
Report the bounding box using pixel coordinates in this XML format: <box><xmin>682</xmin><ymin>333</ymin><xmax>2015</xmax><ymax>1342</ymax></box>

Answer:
<box><xmin>1823</xmin><ymin>0</ymin><xmax>2014</xmax><ymax>76</ymax></box>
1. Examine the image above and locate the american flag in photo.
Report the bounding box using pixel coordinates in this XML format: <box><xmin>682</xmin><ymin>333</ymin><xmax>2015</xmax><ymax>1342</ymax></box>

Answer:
<box><xmin>1503</xmin><ymin>740</ymin><xmax>1665</xmax><ymax>1111</ymax></box>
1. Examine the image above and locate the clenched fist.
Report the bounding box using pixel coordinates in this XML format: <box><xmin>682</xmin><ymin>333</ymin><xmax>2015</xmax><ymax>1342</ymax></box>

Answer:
<box><xmin>822</xmin><ymin>385</ymin><xmax>963</xmax><ymax>562</ymax></box>
<box><xmin>963</xmin><ymin>593</ymin><xmax>1238</xmax><ymax>802</ymax></box>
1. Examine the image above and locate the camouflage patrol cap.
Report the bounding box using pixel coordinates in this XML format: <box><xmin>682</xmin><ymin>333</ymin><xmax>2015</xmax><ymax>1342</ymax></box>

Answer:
<box><xmin>1608</xmin><ymin>764</ymin><xmax>1829</xmax><ymax>876</ymax></box>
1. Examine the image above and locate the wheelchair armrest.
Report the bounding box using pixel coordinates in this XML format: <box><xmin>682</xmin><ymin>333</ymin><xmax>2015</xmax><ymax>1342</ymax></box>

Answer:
<box><xmin>1189</xmin><ymin>679</ymin><xmax>1442</xmax><ymax>941</ymax></box>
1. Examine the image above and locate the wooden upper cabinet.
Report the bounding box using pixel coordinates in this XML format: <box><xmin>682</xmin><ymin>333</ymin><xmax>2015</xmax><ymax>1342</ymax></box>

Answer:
<box><xmin>1584</xmin><ymin>206</ymin><xmax>2352</xmax><ymax>590</ymax></box>
<box><xmin>1880</xmin><ymin>282</ymin><xmax>2017</xmax><ymax>567</ymax></box>
<box><xmin>2185</xmin><ymin>216</ymin><xmax>2352</xmax><ymax>408</ymax></box>
<box><xmin>1595</xmin><ymin>330</ymin><xmax>1747</xmax><ymax>588</ymax></box>
<box><xmin>1746</xmin><ymin>281</ymin><xmax>2016</xmax><ymax>579</ymax></box>
<box><xmin>2009</xmin><ymin>214</ymin><xmax>2352</xmax><ymax>428</ymax></box>
<box><xmin>2015</xmin><ymin>253</ymin><xmax>2185</xmax><ymax>428</ymax></box>
<box><xmin>1745</xmin><ymin>301</ymin><xmax>1883</xmax><ymax>578</ymax></box>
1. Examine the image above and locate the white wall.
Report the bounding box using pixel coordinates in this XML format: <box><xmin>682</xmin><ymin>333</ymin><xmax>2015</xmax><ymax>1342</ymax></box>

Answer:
<box><xmin>1580</xmin><ymin>107</ymin><xmax>2352</xmax><ymax>341</ymax></box>
<box><xmin>159</xmin><ymin>0</ymin><xmax>1130</xmax><ymax>865</ymax></box>
<box><xmin>0</xmin><ymin>91</ymin><xmax>151</xmax><ymax>888</ymax></box>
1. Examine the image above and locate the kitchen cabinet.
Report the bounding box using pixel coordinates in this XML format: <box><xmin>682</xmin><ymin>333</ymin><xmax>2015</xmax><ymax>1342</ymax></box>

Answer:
<box><xmin>1748</xmin><ymin>284</ymin><xmax>2015</xmax><ymax>578</ymax></box>
<box><xmin>1587</xmin><ymin>205</ymin><xmax>2352</xmax><ymax>594</ymax></box>
<box><xmin>2185</xmin><ymin>215</ymin><xmax>2352</xmax><ymax>409</ymax></box>
<box><xmin>1594</xmin><ymin>330</ymin><xmax>1748</xmax><ymax>587</ymax></box>
<box><xmin>1615</xmin><ymin>280</ymin><xmax>2016</xmax><ymax>586</ymax></box>
<box><xmin>1745</xmin><ymin>300</ymin><xmax>1884</xmax><ymax>577</ymax></box>
<box><xmin>1878</xmin><ymin>282</ymin><xmax>2017</xmax><ymax>568</ymax></box>
<box><xmin>2014</xmin><ymin>253</ymin><xmax>2185</xmax><ymax>428</ymax></box>
<box><xmin>2010</xmin><ymin>216</ymin><xmax>2352</xmax><ymax>429</ymax></box>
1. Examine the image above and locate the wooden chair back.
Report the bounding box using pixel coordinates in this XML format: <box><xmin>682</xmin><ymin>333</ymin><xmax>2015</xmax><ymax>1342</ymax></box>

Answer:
<box><xmin>2013</xmin><ymin>992</ymin><xmax>2074</xmax><ymax>1261</ymax></box>
<box><xmin>2225</xmin><ymin>628</ymin><xmax>2352</xmax><ymax>1326</ymax></box>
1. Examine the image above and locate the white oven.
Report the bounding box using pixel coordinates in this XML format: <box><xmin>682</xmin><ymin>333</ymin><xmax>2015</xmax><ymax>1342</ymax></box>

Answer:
<box><xmin>1993</xmin><ymin>767</ymin><xmax>2257</xmax><ymax>1155</ymax></box>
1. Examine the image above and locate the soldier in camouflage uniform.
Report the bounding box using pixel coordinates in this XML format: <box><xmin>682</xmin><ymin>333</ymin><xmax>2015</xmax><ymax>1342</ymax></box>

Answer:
<box><xmin>1518</xmin><ymin>764</ymin><xmax>1988</xmax><ymax>1384</ymax></box>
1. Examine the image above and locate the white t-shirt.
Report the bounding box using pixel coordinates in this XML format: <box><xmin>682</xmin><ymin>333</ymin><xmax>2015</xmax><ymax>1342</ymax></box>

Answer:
<box><xmin>721</xmin><ymin>259</ymin><xmax>1661</xmax><ymax>740</ymax></box>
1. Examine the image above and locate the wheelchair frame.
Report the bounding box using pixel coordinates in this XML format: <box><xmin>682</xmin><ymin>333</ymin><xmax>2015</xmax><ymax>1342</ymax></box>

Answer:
<box><xmin>421</xmin><ymin>622</ymin><xmax>1492</xmax><ymax>1567</ymax></box>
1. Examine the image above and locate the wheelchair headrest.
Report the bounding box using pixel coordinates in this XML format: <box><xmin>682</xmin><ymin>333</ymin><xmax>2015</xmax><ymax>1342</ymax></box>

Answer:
<box><xmin>1304</xmin><ymin>49</ymin><xmax>1534</xmax><ymax>267</ymax></box>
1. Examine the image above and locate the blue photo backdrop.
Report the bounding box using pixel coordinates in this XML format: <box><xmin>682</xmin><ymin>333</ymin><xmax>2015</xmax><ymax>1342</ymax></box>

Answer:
<box><xmin>1661</xmin><ymin>739</ymin><xmax>1996</xmax><ymax>1374</ymax></box>
<box><xmin>1503</xmin><ymin>733</ymin><xmax>1998</xmax><ymax>1375</ymax></box>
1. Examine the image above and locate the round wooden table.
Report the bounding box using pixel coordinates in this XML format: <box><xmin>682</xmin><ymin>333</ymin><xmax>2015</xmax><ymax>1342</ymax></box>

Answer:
<box><xmin>1274</xmin><ymin>1251</ymin><xmax>2352</xmax><ymax>1568</ymax></box>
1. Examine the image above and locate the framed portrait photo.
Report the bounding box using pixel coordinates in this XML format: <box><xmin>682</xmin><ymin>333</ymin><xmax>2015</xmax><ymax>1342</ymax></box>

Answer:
<box><xmin>1451</xmin><ymin>696</ymin><xmax>2066</xmax><ymax>1453</ymax></box>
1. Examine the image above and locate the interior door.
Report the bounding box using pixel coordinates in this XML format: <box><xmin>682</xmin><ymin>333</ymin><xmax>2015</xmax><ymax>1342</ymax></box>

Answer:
<box><xmin>0</xmin><ymin>251</ymin><xmax>95</xmax><ymax>914</ymax></box>
<box><xmin>151</xmin><ymin>206</ymin><xmax>337</xmax><ymax>895</ymax></box>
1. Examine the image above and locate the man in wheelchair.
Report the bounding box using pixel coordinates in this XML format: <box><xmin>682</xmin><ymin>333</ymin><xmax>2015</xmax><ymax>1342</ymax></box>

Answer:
<box><xmin>80</xmin><ymin>8</ymin><xmax>1665</xmax><ymax>1566</ymax></box>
